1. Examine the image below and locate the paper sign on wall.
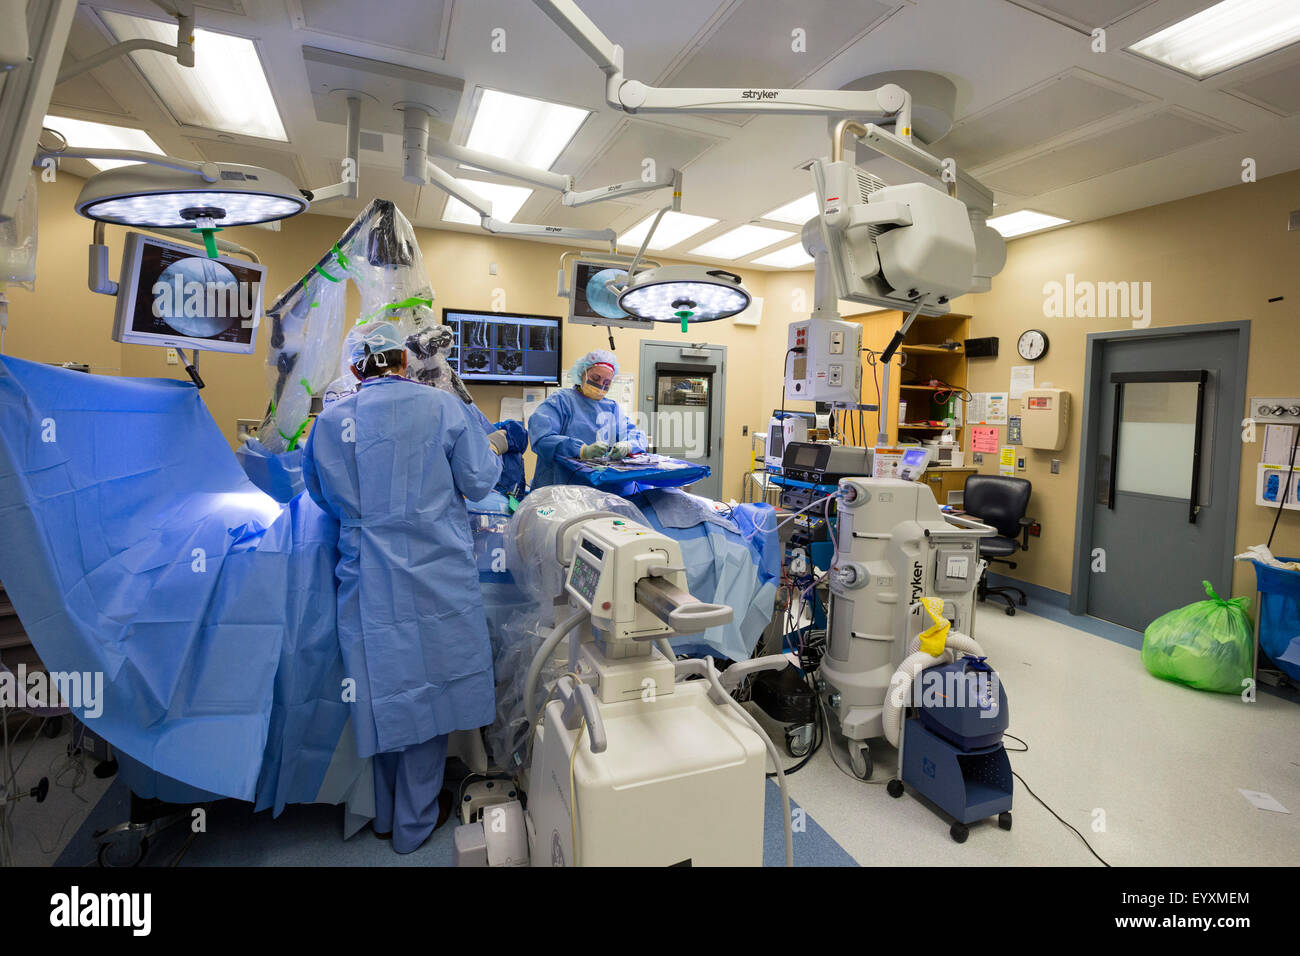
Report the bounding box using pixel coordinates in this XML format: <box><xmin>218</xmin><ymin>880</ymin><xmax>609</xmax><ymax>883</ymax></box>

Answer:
<box><xmin>999</xmin><ymin>446</ymin><xmax>1017</xmax><ymax>477</ymax></box>
<box><xmin>969</xmin><ymin>392</ymin><xmax>1008</xmax><ymax>425</ymax></box>
<box><xmin>971</xmin><ymin>426</ymin><xmax>1000</xmax><ymax>454</ymax></box>
<box><xmin>1010</xmin><ymin>365</ymin><xmax>1035</xmax><ymax>400</ymax></box>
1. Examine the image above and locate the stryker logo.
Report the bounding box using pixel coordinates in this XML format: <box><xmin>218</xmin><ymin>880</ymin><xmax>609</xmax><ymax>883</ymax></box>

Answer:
<box><xmin>741</xmin><ymin>89</ymin><xmax>779</xmax><ymax>100</ymax></box>
<box><xmin>50</xmin><ymin>886</ymin><xmax>151</xmax><ymax>936</ymax></box>
<box><xmin>545</xmin><ymin>226</ymin><xmax>562</xmax><ymax>232</ymax></box>
<box><xmin>910</xmin><ymin>561</ymin><xmax>924</xmax><ymax>604</ymax></box>
<box><xmin>606</xmin><ymin>183</ymin><xmax>624</xmax><ymax>192</ymax></box>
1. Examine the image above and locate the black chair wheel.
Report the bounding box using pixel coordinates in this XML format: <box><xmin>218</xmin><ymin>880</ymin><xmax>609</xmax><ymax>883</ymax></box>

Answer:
<box><xmin>1005</xmin><ymin>606</ymin><xmax>1016</xmax><ymax>616</ymax></box>
<box><xmin>950</xmin><ymin>822</ymin><xmax>969</xmax><ymax>843</ymax></box>
<box><xmin>98</xmin><ymin>835</ymin><xmax>149</xmax><ymax>868</ymax></box>
<box><xmin>998</xmin><ymin>812</ymin><xmax>1012</xmax><ymax>831</ymax></box>
<box><xmin>887</xmin><ymin>779</ymin><xmax>904</xmax><ymax>798</ymax></box>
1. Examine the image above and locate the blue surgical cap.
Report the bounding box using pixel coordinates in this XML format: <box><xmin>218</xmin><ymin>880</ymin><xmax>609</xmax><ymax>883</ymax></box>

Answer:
<box><xmin>571</xmin><ymin>349</ymin><xmax>618</xmax><ymax>386</ymax></box>
<box><xmin>346</xmin><ymin>321</ymin><xmax>405</xmax><ymax>368</ymax></box>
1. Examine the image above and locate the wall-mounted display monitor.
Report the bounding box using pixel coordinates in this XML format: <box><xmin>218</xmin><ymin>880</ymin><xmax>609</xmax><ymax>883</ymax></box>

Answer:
<box><xmin>441</xmin><ymin>307</ymin><xmax>562</xmax><ymax>386</ymax></box>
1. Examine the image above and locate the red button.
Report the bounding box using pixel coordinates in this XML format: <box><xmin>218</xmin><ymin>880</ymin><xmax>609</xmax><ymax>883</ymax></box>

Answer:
<box><xmin>601</xmin><ymin>601</ymin><xmax>611</xmax><ymax>610</ymax></box>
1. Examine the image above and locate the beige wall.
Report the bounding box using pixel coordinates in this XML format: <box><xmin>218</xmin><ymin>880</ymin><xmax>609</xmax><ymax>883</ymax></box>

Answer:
<box><xmin>14</xmin><ymin>170</ymin><xmax>1297</xmax><ymax>599</ymax></box>
<box><xmin>7</xmin><ymin>172</ymin><xmax>812</xmax><ymax>502</ymax></box>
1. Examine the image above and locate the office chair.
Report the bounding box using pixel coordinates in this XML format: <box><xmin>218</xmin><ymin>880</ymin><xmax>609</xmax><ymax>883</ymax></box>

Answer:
<box><xmin>963</xmin><ymin>474</ymin><xmax>1034</xmax><ymax>617</ymax></box>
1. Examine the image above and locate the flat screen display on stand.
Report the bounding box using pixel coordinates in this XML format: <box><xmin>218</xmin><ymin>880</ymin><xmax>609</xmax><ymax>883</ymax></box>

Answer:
<box><xmin>111</xmin><ymin>232</ymin><xmax>265</xmax><ymax>354</ymax></box>
<box><xmin>441</xmin><ymin>308</ymin><xmax>562</xmax><ymax>386</ymax></box>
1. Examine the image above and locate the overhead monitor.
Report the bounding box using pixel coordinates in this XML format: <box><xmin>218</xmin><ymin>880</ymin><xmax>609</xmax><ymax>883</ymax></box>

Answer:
<box><xmin>567</xmin><ymin>259</ymin><xmax>655</xmax><ymax>330</ymax></box>
<box><xmin>111</xmin><ymin>232</ymin><xmax>266</xmax><ymax>354</ymax></box>
<box><xmin>441</xmin><ymin>307</ymin><xmax>562</xmax><ymax>386</ymax></box>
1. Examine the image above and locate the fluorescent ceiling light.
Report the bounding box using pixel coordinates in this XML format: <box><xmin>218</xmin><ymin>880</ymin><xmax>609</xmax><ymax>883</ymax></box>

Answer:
<box><xmin>987</xmin><ymin>209</ymin><xmax>1070</xmax><ymax>238</ymax></box>
<box><xmin>43</xmin><ymin>115</ymin><xmax>164</xmax><ymax>170</ymax></box>
<box><xmin>760</xmin><ymin>192</ymin><xmax>818</xmax><ymax>225</ymax></box>
<box><xmin>442</xmin><ymin>179</ymin><xmax>533</xmax><ymax>225</ymax></box>
<box><xmin>1127</xmin><ymin>0</ymin><xmax>1300</xmax><ymax>78</ymax></box>
<box><xmin>752</xmin><ymin>243</ymin><xmax>814</xmax><ymax>268</ymax></box>
<box><xmin>690</xmin><ymin>224</ymin><xmax>794</xmax><ymax>259</ymax></box>
<box><xmin>465</xmin><ymin>89</ymin><xmax>589</xmax><ymax>170</ymax></box>
<box><xmin>617</xmin><ymin>211</ymin><xmax>716</xmax><ymax>251</ymax></box>
<box><xmin>101</xmin><ymin>11</ymin><xmax>287</xmax><ymax>141</ymax></box>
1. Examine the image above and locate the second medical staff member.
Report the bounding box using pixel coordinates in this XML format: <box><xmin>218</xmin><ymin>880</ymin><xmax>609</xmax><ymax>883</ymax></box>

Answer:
<box><xmin>529</xmin><ymin>349</ymin><xmax>647</xmax><ymax>487</ymax></box>
<box><xmin>303</xmin><ymin>322</ymin><xmax>502</xmax><ymax>853</ymax></box>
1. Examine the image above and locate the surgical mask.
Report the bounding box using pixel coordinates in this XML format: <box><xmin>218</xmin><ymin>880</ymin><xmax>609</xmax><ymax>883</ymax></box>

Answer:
<box><xmin>581</xmin><ymin>380</ymin><xmax>609</xmax><ymax>400</ymax></box>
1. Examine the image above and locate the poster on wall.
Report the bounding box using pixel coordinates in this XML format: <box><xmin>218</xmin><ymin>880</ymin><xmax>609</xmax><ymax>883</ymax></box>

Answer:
<box><xmin>1010</xmin><ymin>365</ymin><xmax>1035</xmax><ymax>400</ymax></box>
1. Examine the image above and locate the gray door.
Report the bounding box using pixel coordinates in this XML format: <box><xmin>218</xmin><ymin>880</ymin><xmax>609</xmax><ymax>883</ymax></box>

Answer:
<box><xmin>638</xmin><ymin>341</ymin><xmax>726</xmax><ymax>500</ymax></box>
<box><xmin>1073</xmin><ymin>323</ymin><xmax>1248</xmax><ymax>631</ymax></box>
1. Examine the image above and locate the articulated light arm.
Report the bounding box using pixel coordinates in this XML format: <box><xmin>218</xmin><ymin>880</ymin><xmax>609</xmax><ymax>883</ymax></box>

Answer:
<box><xmin>532</xmin><ymin>0</ymin><xmax>914</xmax><ymax>137</ymax></box>
<box><xmin>305</xmin><ymin>94</ymin><xmax>361</xmax><ymax>204</ymax></box>
<box><xmin>36</xmin><ymin>146</ymin><xmax>220</xmax><ymax>181</ymax></box>
<box><xmin>57</xmin><ymin>4</ymin><xmax>195</xmax><ymax>84</ymax></box>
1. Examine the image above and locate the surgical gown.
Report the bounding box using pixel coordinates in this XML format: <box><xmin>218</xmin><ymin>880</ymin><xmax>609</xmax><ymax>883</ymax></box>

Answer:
<box><xmin>301</xmin><ymin>376</ymin><xmax>502</xmax><ymax>759</ymax></box>
<box><xmin>528</xmin><ymin>386</ymin><xmax>647</xmax><ymax>488</ymax></box>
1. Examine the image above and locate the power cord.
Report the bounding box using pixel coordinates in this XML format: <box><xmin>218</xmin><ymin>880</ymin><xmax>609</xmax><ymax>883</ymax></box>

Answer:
<box><xmin>1003</xmin><ymin>732</ymin><xmax>1110</xmax><ymax>867</ymax></box>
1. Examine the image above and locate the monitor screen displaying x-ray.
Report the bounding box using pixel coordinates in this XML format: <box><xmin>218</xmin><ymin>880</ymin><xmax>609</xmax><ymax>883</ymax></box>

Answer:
<box><xmin>568</xmin><ymin>259</ymin><xmax>656</xmax><ymax>330</ymax></box>
<box><xmin>112</xmin><ymin>232</ymin><xmax>265</xmax><ymax>354</ymax></box>
<box><xmin>441</xmin><ymin>308</ymin><xmax>562</xmax><ymax>386</ymax></box>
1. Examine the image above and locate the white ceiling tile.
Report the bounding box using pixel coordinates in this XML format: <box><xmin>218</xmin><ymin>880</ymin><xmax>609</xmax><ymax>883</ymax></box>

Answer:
<box><xmin>938</xmin><ymin>70</ymin><xmax>1151</xmax><ymax>169</ymax></box>
<box><xmin>290</xmin><ymin>0</ymin><xmax>453</xmax><ymax>59</ymax></box>
<box><xmin>1007</xmin><ymin>0</ymin><xmax>1161</xmax><ymax>31</ymax></box>
<box><xmin>1226</xmin><ymin>59</ymin><xmax>1300</xmax><ymax>116</ymax></box>
<box><xmin>569</xmin><ymin>118</ymin><xmax>720</xmax><ymax>190</ymax></box>
<box><xmin>981</xmin><ymin>108</ymin><xmax>1230</xmax><ymax>195</ymax></box>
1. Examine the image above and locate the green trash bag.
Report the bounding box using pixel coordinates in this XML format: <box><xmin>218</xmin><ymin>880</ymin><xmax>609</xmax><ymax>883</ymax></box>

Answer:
<box><xmin>1141</xmin><ymin>581</ymin><xmax>1254</xmax><ymax>694</ymax></box>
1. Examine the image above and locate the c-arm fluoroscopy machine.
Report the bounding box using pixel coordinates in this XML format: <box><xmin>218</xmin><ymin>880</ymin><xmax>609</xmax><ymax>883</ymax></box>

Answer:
<box><xmin>454</xmin><ymin>511</ymin><xmax>794</xmax><ymax>867</ymax></box>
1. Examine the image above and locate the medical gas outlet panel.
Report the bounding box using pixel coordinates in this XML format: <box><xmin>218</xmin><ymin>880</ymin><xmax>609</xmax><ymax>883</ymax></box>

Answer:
<box><xmin>785</xmin><ymin>319</ymin><xmax>862</xmax><ymax>404</ymax></box>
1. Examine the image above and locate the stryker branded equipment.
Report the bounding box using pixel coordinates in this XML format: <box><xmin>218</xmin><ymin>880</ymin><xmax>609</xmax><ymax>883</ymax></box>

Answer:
<box><xmin>781</xmin><ymin>441</ymin><xmax>873</xmax><ymax>487</ymax></box>
<box><xmin>784</xmin><ymin>317</ymin><xmax>863</xmax><ymax>404</ymax></box>
<box><xmin>822</xmin><ymin>477</ymin><xmax>994</xmax><ymax>780</ymax></box>
<box><xmin>765</xmin><ymin>414</ymin><xmax>809</xmax><ymax>472</ymax></box>
<box><xmin>455</xmin><ymin>513</ymin><xmax>792</xmax><ymax>867</ymax></box>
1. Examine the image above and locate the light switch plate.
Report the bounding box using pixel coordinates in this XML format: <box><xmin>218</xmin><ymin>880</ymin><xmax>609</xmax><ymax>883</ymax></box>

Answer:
<box><xmin>1051</xmin><ymin>459</ymin><xmax>1061</xmax><ymax>474</ymax></box>
<box><xmin>973</xmin><ymin>452</ymin><xmax>984</xmax><ymax>465</ymax></box>
<box><xmin>1017</xmin><ymin>457</ymin><xmax>1026</xmax><ymax>471</ymax></box>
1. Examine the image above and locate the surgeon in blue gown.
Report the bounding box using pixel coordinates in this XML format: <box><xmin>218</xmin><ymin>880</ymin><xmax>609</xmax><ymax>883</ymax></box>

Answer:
<box><xmin>529</xmin><ymin>349</ymin><xmax>647</xmax><ymax>487</ymax></box>
<box><xmin>303</xmin><ymin>322</ymin><xmax>502</xmax><ymax>853</ymax></box>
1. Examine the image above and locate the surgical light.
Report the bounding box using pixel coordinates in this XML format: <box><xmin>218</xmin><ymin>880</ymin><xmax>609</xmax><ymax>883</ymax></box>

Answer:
<box><xmin>100</xmin><ymin>11</ymin><xmax>288</xmax><ymax>141</ymax></box>
<box><xmin>74</xmin><ymin>162</ymin><xmax>308</xmax><ymax>227</ymax></box>
<box><xmin>760</xmin><ymin>192</ymin><xmax>818</xmax><ymax>225</ymax></box>
<box><xmin>42</xmin><ymin>115</ymin><xmax>165</xmax><ymax>171</ymax></box>
<box><xmin>1127</xmin><ymin>0</ymin><xmax>1300</xmax><ymax>79</ymax></box>
<box><xmin>616</xmin><ymin>264</ymin><xmax>751</xmax><ymax>331</ymax></box>
<box><xmin>617</xmin><ymin>211</ymin><xmax>716</xmax><ymax>251</ymax></box>
<box><xmin>986</xmin><ymin>209</ymin><xmax>1070</xmax><ymax>238</ymax></box>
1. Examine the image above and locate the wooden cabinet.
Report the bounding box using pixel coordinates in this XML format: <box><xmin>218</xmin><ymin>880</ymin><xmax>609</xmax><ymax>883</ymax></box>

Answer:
<box><xmin>846</xmin><ymin>310</ymin><xmax>971</xmax><ymax>448</ymax></box>
<box><xmin>921</xmin><ymin>467</ymin><xmax>976</xmax><ymax>506</ymax></box>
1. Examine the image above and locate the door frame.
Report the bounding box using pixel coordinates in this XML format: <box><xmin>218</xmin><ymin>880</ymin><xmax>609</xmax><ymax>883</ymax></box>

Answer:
<box><xmin>1069</xmin><ymin>321</ymin><xmax>1250</xmax><ymax>615</ymax></box>
<box><xmin>638</xmin><ymin>340</ymin><xmax>727</xmax><ymax>497</ymax></box>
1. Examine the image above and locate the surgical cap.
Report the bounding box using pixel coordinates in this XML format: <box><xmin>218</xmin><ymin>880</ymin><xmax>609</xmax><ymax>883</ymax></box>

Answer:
<box><xmin>572</xmin><ymin>349</ymin><xmax>619</xmax><ymax>385</ymax></box>
<box><xmin>346</xmin><ymin>321</ymin><xmax>406</xmax><ymax>368</ymax></box>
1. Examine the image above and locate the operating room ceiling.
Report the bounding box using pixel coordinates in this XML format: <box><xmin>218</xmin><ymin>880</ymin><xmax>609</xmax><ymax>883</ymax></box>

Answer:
<box><xmin>45</xmin><ymin>0</ymin><xmax>1300</xmax><ymax>268</ymax></box>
